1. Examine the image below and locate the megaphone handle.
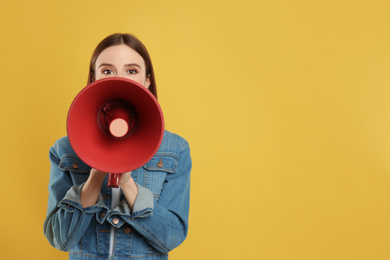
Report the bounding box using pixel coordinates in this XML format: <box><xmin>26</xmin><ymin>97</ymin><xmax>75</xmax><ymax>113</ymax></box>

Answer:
<box><xmin>107</xmin><ymin>173</ymin><xmax>120</xmax><ymax>188</ymax></box>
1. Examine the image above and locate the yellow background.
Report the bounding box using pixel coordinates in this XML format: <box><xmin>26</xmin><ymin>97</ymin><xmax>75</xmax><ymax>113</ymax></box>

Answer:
<box><xmin>1</xmin><ymin>0</ymin><xmax>390</xmax><ymax>259</ymax></box>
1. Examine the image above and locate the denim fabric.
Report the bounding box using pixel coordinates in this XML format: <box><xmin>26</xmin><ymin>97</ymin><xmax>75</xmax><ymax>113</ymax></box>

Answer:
<box><xmin>44</xmin><ymin>130</ymin><xmax>191</xmax><ymax>260</ymax></box>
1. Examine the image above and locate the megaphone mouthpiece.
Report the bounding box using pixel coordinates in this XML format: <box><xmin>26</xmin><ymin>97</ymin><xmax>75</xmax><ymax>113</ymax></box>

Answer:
<box><xmin>99</xmin><ymin>100</ymin><xmax>137</xmax><ymax>138</ymax></box>
<box><xmin>109</xmin><ymin>118</ymin><xmax>129</xmax><ymax>138</ymax></box>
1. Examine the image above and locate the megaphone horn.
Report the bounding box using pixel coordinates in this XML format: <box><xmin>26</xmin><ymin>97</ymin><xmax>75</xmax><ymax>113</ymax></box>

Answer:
<box><xmin>67</xmin><ymin>77</ymin><xmax>164</xmax><ymax>188</ymax></box>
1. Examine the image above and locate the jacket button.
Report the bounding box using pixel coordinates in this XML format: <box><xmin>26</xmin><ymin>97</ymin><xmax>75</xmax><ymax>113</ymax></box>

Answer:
<box><xmin>112</xmin><ymin>218</ymin><xmax>119</xmax><ymax>225</ymax></box>
<box><xmin>124</xmin><ymin>227</ymin><xmax>131</xmax><ymax>234</ymax></box>
<box><xmin>72</xmin><ymin>162</ymin><xmax>79</xmax><ymax>169</ymax></box>
<box><xmin>99</xmin><ymin>212</ymin><xmax>106</xmax><ymax>218</ymax></box>
<box><xmin>157</xmin><ymin>159</ymin><xmax>163</xmax><ymax>167</ymax></box>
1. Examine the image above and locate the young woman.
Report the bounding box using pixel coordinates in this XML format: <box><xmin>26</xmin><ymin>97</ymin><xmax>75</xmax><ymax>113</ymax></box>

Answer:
<box><xmin>44</xmin><ymin>33</ymin><xmax>192</xmax><ymax>260</ymax></box>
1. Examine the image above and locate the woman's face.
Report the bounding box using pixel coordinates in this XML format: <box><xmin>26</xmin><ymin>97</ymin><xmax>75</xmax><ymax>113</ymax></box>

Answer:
<box><xmin>94</xmin><ymin>44</ymin><xmax>150</xmax><ymax>88</ymax></box>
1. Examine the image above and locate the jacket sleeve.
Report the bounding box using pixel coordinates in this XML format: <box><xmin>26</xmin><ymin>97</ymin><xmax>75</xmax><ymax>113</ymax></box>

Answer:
<box><xmin>43</xmin><ymin>140</ymin><xmax>109</xmax><ymax>251</ymax></box>
<box><xmin>114</xmin><ymin>139</ymin><xmax>192</xmax><ymax>253</ymax></box>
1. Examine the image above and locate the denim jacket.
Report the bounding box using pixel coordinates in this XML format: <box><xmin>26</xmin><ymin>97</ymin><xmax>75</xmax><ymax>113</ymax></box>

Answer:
<box><xmin>44</xmin><ymin>130</ymin><xmax>191</xmax><ymax>260</ymax></box>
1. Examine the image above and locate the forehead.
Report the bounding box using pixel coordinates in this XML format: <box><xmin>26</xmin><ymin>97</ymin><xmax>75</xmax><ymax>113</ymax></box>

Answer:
<box><xmin>96</xmin><ymin>44</ymin><xmax>145</xmax><ymax>67</ymax></box>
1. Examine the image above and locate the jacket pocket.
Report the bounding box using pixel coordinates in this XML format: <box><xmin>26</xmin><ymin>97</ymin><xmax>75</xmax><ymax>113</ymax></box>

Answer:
<box><xmin>58</xmin><ymin>154</ymin><xmax>91</xmax><ymax>184</ymax></box>
<box><xmin>141</xmin><ymin>153</ymin><xmax>177</xmax><ymax>199</ymax></box>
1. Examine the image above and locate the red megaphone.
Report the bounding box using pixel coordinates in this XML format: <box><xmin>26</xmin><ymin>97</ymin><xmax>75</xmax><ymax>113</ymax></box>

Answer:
<box><xmin>67</xmin><ymin>77</ymin><xmax>164</xmax><ymax>188</ymax></box>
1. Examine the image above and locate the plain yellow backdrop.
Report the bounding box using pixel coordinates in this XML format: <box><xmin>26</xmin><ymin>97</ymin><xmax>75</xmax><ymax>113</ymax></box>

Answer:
<box><xmin>1</xmin><ymin>0</ymin><xmax>390</xmax><ymax>259</ymax></box>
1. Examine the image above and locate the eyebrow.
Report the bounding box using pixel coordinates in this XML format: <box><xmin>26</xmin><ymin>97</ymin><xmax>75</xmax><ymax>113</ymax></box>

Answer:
<box><xmin>97</xmin><ymin>63</ymin><xmax>142</xmax><ymax>69</ymax></box>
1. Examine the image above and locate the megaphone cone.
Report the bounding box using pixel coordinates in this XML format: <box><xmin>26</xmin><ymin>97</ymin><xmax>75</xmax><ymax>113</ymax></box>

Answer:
<box><xmin>67</xmin><ymin>77</ymin><xmax>164</xmax><ymax>188</ymax></box>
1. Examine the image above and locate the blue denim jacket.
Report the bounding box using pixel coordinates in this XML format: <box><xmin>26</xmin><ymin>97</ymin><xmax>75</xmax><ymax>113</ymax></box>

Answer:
<box><xmin>44</xmin><ymin>130</ymin><xmax>191</xmax><ymax>260</ymax></box>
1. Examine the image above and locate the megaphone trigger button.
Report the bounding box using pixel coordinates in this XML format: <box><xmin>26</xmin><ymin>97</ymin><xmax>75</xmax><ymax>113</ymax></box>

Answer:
<box><xmin>72</xmin><ymin>162</ymin><xmax>79</xmax><ymax>169</ymax></box>
<box><xmin>157</xmin><ymin>159</ymin><xmax>163</xmax><ymax>168</ymax></box>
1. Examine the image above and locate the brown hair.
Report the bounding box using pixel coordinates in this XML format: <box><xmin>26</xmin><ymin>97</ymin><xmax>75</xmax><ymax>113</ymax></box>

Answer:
<box><xmin>88</xmin><ymin>33</ymin><xmax>157</xmax><ymax>99</ymax></box>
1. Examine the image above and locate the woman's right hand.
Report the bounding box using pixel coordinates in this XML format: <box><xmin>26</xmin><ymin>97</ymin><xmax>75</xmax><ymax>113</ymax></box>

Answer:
<box><xmin>90</xmin><ymin>168</ymin><xmax>107</xmax><ymax>180</ymax></box>
<box><xmin>80</xmin><ymin>168</ymin><xmax>107</xmax><ymax>208</ymax></box>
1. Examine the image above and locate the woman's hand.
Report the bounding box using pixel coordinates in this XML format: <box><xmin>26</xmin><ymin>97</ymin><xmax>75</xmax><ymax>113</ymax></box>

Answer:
<box><xmin>119</xmin><ymin>171</ymin><xmax>138</xmax><ymax>209</ymax></box>
<box><xmin>90</xmin><ymin>168</ymin><xmax>107</xmax><ymax>180</ymax></box>
<box><xmin>80</xmin><ymin>168</ymin><xmax>107</xmax><ymax>208</ymax></box>
<box><xmin>81</xmin><ymin>169</ymin><xmax>138</xmax><ymax>209</ymax></box>
<box><xmin>118</xmin><ymin>171</ymin><xmax>132</xmax><ymax>186</ymax></box>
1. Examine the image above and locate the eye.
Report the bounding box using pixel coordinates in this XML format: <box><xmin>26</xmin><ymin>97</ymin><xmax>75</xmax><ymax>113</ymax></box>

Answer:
<box><xmin>102</xmin><ymin>69</ymin><xmax>114</xmax><ymax>75</ymax></box>
<box><xmin>126</xmin><ymin>69</ymin><xmax>137</xmax><ymax>75</ymax></box>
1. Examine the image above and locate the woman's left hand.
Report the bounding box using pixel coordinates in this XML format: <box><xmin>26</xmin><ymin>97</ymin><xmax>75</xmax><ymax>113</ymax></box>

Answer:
<box><xmin>119</xmin><ymin>171</ymin><xmax>138</xmax><ymax>209</ymax></box>
<box><xmin>119</xmin><ymin>171</ymin><xmax>133</xmax><ymax>186</ymax></box>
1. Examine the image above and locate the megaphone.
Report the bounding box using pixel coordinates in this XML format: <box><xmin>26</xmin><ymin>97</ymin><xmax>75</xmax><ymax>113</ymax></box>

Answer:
<box><xmin>67</xmin><ymin>77</ymin><xmax>164</xmax><ymax>188</ymax></box>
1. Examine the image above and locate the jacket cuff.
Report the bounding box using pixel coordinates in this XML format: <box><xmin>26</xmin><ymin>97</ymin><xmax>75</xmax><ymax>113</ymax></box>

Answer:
<box><xmin>131</xmin><ymin>184</ymin><xmax>154</xmax><ymax>218</ymax></box>
<box><xmin>109</xmin><ymin>184</ymin><xmax>154</xmax><ymax>226</ymax></box>
<box><xmin>59</xmin><ymin>184</ymin><xmax>109</xmax><ymax>214</ymax></box>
